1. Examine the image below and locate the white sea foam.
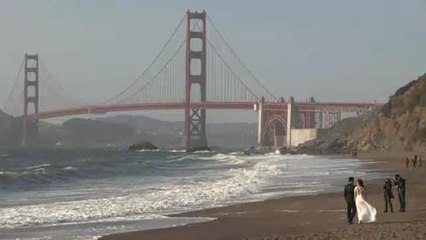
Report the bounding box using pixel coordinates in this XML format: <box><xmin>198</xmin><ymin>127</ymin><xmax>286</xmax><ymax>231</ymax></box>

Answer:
<box><xmin>192</xmin><ymin>150</ymin><xmax>214</xmax><ymax>154</ymax></box>
<box><xmin>229</xmin><ymin>151</ymin><xmax>244</xmax><ymax>155</ymax></box>
<box><xmin>167</xmin><ymin>150</ymin><xmax>186</xmax><ymax>153</ymax></box>
<box><xmin>0</xmin><ymin>171</ymin><xmax>19</xmax><ymax>177</ymax></box>
<box><xmin>136</xmin><ymin>149</ymin><xmax>160</xmax><ymax>152</ymax></box>
<box><xmin>197</xmin><ymin>153</ymin><xmax>243</xmax><ymax>164</ymax></box>
<box><xmin>0</xmin><ymin>154</ymin><xmax>281</xmax><ymax>228</ymax></box>
<box><xmin>62</xmin><ymin>166</ymin><xmax>78</xmax><ymax>171</ymax></box>
<box><xmin>26</xmin><ymin>164</ymin><xmax>51</xmax><ymax>170</ymax></box>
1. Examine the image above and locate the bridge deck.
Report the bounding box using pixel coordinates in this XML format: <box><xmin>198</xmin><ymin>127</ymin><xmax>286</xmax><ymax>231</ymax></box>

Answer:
<box><xmin>26</xmin><ymin>101</ymin><xmax>383</xmax><ymax>120</ymax></box>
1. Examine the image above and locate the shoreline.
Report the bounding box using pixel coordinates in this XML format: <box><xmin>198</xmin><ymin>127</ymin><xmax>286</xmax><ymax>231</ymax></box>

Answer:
<box><xmin>100</xmin><ymin>151</ymin><xmax>426</xmax><ymax>240</ymax></box>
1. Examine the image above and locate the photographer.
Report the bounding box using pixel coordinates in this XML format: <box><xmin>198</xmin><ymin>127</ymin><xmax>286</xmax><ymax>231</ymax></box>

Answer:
<box><xmin>383</xmin><ymin>178</ymin><xmax>394</xmax><ymax>213</ymax></box>
<box><xmin>394</xmin><ymin>174</ymin><xmax>406</xmax><ymax>212</ymax></box>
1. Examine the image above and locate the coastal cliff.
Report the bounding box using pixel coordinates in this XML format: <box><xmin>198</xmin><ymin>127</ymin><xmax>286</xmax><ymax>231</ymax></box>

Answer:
<box><xmin>348</xmin><ymin>73</ymin><xmax>426</xmax><ymax>152</ymax></box>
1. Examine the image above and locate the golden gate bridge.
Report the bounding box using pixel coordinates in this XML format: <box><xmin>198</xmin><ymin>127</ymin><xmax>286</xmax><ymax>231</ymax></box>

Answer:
<box><xmin>3</xmin><ymin>11</ymin><xmax>382</xmax><ymax>150</ymax></box>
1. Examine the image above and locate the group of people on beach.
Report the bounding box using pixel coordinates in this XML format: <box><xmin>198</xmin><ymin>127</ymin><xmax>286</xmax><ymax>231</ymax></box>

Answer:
<box><xmin>344</xmin><ymin>174</ymin><xmax>406</xmax><ymax>224</ymax></box>
<box><xmin>404</xmin><ymin>155</ymin><xmax>423</xmax><ymax>168</ymax></box>
<box><xmin>383</xmin><ymin>174</ymin><xmax>406</xmax><ymax>213</ymax></box>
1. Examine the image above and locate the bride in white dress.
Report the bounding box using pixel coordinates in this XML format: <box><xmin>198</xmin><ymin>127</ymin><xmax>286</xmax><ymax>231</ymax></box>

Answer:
<box><xmin>354</xmin><ymin>178</ymin><xmax>377</xmax><ymax>223</ymax></box>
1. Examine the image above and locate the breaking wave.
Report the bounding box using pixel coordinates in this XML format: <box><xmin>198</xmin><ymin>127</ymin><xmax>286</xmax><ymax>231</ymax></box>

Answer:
<box><xmin>0</xmin><ymin>149</ymin><xmax>378</xmax><ymax>237</ymax></box>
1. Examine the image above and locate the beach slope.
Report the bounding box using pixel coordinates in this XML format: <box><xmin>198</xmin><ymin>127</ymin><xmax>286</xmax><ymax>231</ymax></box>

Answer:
<box><xmin>100</xmin><ymin>152</ymin><xmax>426</xmax><ymax>240</ymax></box>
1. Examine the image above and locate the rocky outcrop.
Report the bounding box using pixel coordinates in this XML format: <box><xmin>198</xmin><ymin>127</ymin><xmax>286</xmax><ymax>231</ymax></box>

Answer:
<box><xmin>348</xmin><ymin>73</ymin><xmax>426</xmax><ymax>152</ymax></box>
<box><xmin>297</xmin><ymin>137</ymin><xmax>348</xmax><ymax>155</ymax></box>
<box><xmin>128</xmin><ymin>141</ymin><xmax>158</xmax><ymax>151</ymax></box>
<box><xmin>294</xmin><ymin>115</ymin><xmax>372</xmax><ymax>155</ymax></box>
<box><xmin>186</xmin><ymin>146</ymin><xmax>211</xmax><ymax>152</ymax></box>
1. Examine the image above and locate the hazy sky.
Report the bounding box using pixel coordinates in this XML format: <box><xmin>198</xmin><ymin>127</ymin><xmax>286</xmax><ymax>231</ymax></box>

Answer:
<box><xmin>1</xmin><ymin>0</ymin><xmax>425</xmax><ymax>121</ymax></box>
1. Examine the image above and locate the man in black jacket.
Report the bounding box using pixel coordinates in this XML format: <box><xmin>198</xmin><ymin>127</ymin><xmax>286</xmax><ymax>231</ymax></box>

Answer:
<box><xmin>394</xmin><ymin>174</ymin><xmax>406</xmax><ymax>212</ymax></box>
<box><xmin>344</xmin><ymin>177</ymin><xmax>356</xmax><ymax>224</ymax></box>
<box><xmin>383</xmin><ymin>178</ymin><xmax>394</xmax><ymax>213</ymax></box>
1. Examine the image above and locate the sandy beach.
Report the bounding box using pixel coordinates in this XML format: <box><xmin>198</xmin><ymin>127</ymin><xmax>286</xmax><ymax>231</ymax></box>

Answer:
<box><xmin>100</xmin><ymin>152</ymin><xmax>426</xmax><ymax>240</ymax></box>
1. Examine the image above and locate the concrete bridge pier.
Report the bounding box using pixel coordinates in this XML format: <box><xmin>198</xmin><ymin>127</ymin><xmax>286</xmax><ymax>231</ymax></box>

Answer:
<box><xmin>257</xmin><ymin>96</ymin><xmax>323</xmax><ymax>148</ymax></box>
<box><xmin>256</xmin><ymin>97</ymin><xmax>264</xmax><ymax>145</ymax></box>
<box><xmin>286</xmin><ymin>97</ymin><xmax>294</xmax><ymax>147</ymax></box>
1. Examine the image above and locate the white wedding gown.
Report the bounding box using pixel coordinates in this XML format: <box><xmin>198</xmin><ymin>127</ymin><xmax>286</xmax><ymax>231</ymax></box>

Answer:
<box><xmin>354</xmin><ymin>186</ymin><xmax>377</xmax><ymax>223</ymax></box>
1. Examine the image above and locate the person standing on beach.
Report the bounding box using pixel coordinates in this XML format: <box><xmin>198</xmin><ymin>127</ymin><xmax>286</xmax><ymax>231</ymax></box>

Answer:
<box><xmin>383</xmin><ymin>179</ymin><xmax>394</xmax><ymax>213</ymax></box>
<box><xmin>354</xmin><ymin>178</ymin><xmax>377</xmax><ymax>224</ymax></box>
<box><xmin>394</xmin><ymin>174</ymin><xmax>406</xmax><ymax>212</ymax></box>
<box><xmin>344</xmin><ymin>177</ymin><xmax>356</xmax><ymax>224</ymax></box>
<box><xmin>412</xmin><ymin>156</ymin><xmax>418</xmax><ymax>168</ymax></box>
<box><xmin>419</xmin><ymin>156</ymin><xmax>423</xmax><ymax>168</ymax></box>
<box><xmin>404</xmin><ymin>157</ymin><xmax>410</xmax><ymax>169</ymax></box>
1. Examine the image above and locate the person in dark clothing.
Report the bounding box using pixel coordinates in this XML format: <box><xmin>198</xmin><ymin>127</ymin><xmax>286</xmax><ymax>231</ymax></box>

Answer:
<box><xmin>344</xmin><ymin>177</ymin><xmax>356</xmax><ymax>224</ymax></box>
<box><xmin>394</xmin><ymin>174</ymin><xmax>406</xmax><ymax>212</ymax></box>
<box><xmin>383</xmin><ymin>178</ymin><xmax>394</xmax><ymax>213</ymax></box>
<box><xmin>412</xmin><ymin>155</ymin><xmax>418</xmax><ymax>168</ymax></box>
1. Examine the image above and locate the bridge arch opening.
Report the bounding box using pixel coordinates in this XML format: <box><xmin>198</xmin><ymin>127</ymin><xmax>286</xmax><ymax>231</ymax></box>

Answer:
<box><xmin>189</xmin><ymin>19</ymin><xmax>204</xmax><ymax>32</ymax></box>
<box><xmin>27</xmin><ymin>85</ymin><xmax>37</xmax><ymax>98</ymax></box>
<box><xmin>297</xmin><ymin>112</ymin><xmax>306</xmax><ymax>129</ymax></box>
<box><xmin>262</xmin><ymin>114</ymin><xmax>286</xmax><ymax>147</ymax></box>
<box><xmin>190</xmin><ymin>58</ymin><xmax>202</xmax><ymax>76</ymax></box>
<box><xmin>190</xmin><ymin>84</ymin><xmax>201</xmax><ymax>102</ymax></box>
<box><xmin>26</xmin><ymin>102</ymin><xmax>37</xmax><ymax>114</ymax></box>
<box><xmin>190</xmin><ymin>38</ymin><xmax>203</xmax><ymax>52</ymax></box>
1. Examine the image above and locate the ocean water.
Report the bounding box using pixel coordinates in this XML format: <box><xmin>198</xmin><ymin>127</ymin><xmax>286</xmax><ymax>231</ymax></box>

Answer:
<box><xmin>0</xmin><ymin>149</ymin><xmax>379</xmax><ymax>239</ymax></box>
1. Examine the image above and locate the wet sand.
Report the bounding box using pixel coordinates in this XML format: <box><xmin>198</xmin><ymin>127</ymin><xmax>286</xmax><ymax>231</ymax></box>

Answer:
<box><xmin>100</xmin><ymin>152</ymin><xmax>426</xmax><ymax>240</ymax></box>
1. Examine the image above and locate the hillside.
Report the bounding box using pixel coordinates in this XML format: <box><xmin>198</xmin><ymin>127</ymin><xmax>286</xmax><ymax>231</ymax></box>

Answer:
<box><xmin>99</xmin><ymin>115</ymin><xmax>257</xmax><ymax>148</ymax></box>
<box><xmin>0</xmin><ymin>109</ymin><xmax>12</xmax><ymax>137</ymax></box>
<box><xmin>0</xmin><ymin>111</ymin><xmax>258</xmax><ymax>149</ymax></box>
<box><xmin>0</xmin><ymin>110</ymin><xmax>22</xmax><ymax>147</ymax></box>
<box><xmin>327</xmin><ymin>114</ymin><xmax>373</xmax><ymax>139</ymax></box>
<box><xmin>348</xmin><ymin>73</ymin><xmax>426</xmax><ymax>152</ymax></box>
<box><xmin>59</xmin><ymin>118</ymin><xmax>139</xmax><ymax>147</ymax></box>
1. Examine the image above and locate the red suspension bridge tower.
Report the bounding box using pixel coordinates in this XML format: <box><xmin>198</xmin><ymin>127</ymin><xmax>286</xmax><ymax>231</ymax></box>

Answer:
<box><xmin>185</xmin><ymin>10</ymin><xmax>209</xmax><ymax>151</ymax></box>
<box><xmin>22</xmin><ymin>54</ymin><xmax>39</xmax><ymax>146</ymax></box>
